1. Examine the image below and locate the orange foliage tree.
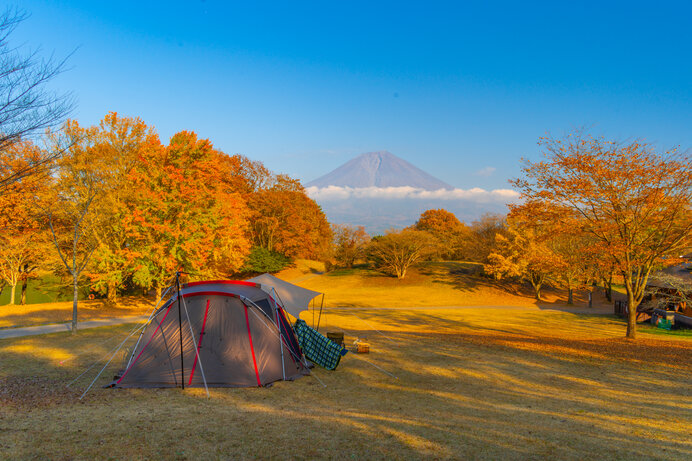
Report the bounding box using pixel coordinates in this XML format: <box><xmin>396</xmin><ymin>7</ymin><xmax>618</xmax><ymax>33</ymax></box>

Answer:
<box><xmin>514</xmin><ymin>132</ymin><xmax>692</xmax><ymax>338</ymax></box>
<box><xmin>44</xmin><ymin>120</ymin><xmax>104</xmax><ymax>333</ymax></box>
<box><xmin>0</xmin><ymin>140</ymin><xmax>51</xmax><ymax>304</ymax></box>
<box><xmin>414</xmin><ymin>209</ymin><xmax>470</xmax><ymax>260</ymax></box>
<box><xmin>86</xmin><ymin>113</ymin><xmax>162</xmax><ymax>302</ymax></box>
<box><xmin>332</xmin><ymin>224</ymin><xmax>370</xmax><ymax>268</ymax></box>
<box><xmin>248</xmin><ymin>175</ymin><xmax>332</xmax><ymax>260</ymax></box>
<box><xmin>485</xmin><ymin>204</ymin><xmax>562</xmax><ymax>300</ymax></box>
<box><xmin>125</xmin><ymin>131</ymin><xmax>251</xmax><ymax>299</ymax></box>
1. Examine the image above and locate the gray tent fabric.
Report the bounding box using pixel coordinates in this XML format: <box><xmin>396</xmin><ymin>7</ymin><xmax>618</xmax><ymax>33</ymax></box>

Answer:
<box><xmin>114</xmin><ymin>281</ymin><xmax>307</xmax><ymax>388</ymax></box>
<box><xmin>245</xmin><ymin>273</ymin><xmax>322</xmax><ymax>319</ymax></box>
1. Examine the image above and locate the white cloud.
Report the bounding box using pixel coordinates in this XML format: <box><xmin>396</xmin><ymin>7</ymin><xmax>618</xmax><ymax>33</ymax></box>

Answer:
<box><xmin>474</xmin><ymin>166</ymin><xmax>497</xmax><ymax>177</ymax></box>
<box><xmin>305</xmin><ymin>186</ymin><xmax>520</xmax><ymax>203</ymax></box>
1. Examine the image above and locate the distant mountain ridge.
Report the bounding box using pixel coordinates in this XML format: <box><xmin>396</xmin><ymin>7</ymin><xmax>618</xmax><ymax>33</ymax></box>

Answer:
<box><xmin>306</xmin><ymin>151</ymin><xmax>452</xmax><ymax>190</ymax></box>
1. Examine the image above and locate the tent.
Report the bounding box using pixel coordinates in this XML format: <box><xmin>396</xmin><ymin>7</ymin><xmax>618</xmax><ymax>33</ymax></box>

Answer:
<box><xmin>113</xmin><ymin>280</ymin><xmax>308</xmax><ymax>389</ymax></box>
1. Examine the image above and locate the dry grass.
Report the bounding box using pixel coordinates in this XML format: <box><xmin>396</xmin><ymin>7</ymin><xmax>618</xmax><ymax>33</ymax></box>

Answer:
<box><xmin>0</xmin><ymin>305</ymin><xmax>690</xmax><ymax>460</ymax></box>
<box><xmin>299</xmin><ymin>262</ymin><xmax>617</xmax><ymax>310</ymax></box>
<box><xmin>0</xmin><ymin>297</ymin><xmax>155</xmax><ymax>329</ymax></box>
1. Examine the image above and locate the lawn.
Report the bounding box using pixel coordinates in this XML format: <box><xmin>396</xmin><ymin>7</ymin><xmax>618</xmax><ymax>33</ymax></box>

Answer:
<box><xmin>1</xmin><ymin>306</ymin><xmax>690</xmax><ymax>460</ymax></box>
<box><xmin>297</xmin><ymin>261</ymin><xmax>618</xmax><ymax>310</ymax></box>
<box><xmin>1</xmin><ymin>261</ymin><xmax>616</xmax><ymax>330</ymax></box>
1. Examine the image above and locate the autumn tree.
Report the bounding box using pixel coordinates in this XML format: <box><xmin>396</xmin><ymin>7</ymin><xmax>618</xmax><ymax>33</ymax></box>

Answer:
<box><xmin>86</xmin><ymin>112</ymin><xmax>160</xmax><ymax>302</ymax></box>
<box><xmin>485</xmin><ymin>207</ymin><xmax>561</xmax><ymax>300</ymax></box>
<box><xmin>465</xmin><ymin>213</ymin><xmax>508</xmax><ymax>263</ymax></box>
<box><xmin>0</xmin><ymin>7</ymin><xmax>73</xmax><ymax>191</ymax></box>
<box><xmin>367</xmin><ymin>229</ymin><xmax>437</xmax><ymax>279</ymax></box>
<box><xmin>515</xmin><ymin>132</ymin><xmax>692</xmax><ymax>338</ymax></box>
<box><xmin>332</xmin><ymin>224</ymin><xmax>370</xmax><ymax>268</ymax></box>
<box><xmin>0</xmin><ymin>140</ymin><xmax>51</xmax><ymax>304</ymax></box>
<box><xmin>413</xmin><ymin>209</ymin><xmax>469</xmax><ymax>260</ymax></box>
<box><xmin>44</xmin><ymin>121</ymin><xmax>102</xmax><ymax>333</ymax></box>
<box><xmin>249</xmin><ymin>175</ymin><xmax>332</xmax><ymax>260</ymax></box>
<box><xmin>126</xmin><ymin>131</ymin><xmax>251</xmax><ymax>299</ymax></box>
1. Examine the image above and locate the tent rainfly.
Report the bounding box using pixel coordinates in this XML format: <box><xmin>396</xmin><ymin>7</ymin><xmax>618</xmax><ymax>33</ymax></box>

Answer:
<box><xmin>113</xmin><ymin>280</ymin><xmax>308</xmax><ymax>388</ymax></box>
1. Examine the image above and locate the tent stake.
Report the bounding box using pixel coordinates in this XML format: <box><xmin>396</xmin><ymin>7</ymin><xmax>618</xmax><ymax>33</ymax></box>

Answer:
<box><xmin>176</xmin><ymin>271</ymin><xmax>185</xmax><ymax>390</ymax></box>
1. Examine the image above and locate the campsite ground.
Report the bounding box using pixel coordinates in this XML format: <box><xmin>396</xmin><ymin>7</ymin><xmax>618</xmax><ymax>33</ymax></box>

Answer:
<box><xmin>1</xmin><ymin>310</ymin><xmax>691</xmax><ymax>458</ymax></box>
<box><xmin>1</xmin><ymin>262</ymin><xmax>690</xmax><ymax>459</ymax></box>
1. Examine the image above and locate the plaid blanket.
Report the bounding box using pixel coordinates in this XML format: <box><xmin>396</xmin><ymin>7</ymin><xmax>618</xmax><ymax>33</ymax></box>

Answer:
<box><xmin>293</xmin><ymin>320</ymin><xmax>347</xmax><ymax>371</ymax></box>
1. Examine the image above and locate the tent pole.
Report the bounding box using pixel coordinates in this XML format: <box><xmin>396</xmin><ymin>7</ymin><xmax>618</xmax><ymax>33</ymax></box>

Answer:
<box><xmin>316</xmin><ymin>294</ymin><xmax>325</xmax><ymax>332</ymax></box>
<box><xmin>271</xmin><ymin>287</ymin><xmax>286</xmax><ymax>381</ymax></box>
<box><xmin>244</xmin><ymin>304</ymin><xmax>326</xmax><ymax>388</ymax></box>
<box><xmin>180</xmin><ymin>295</ymin><xmax>210</xmax><ymax>397</ymax></box>
<box><xmin>176</xmin><ymin>271</ymin><xmax>185</xmax><ymax>390</ymax></box>
<box><xmin>125</xmin><ymin>285</ymin><xmax>173</xmax><ymax>370</ymax></box>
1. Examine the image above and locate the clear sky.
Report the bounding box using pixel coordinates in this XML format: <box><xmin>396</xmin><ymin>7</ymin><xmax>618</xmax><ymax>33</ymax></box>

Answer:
<box><xmin>12</xmin><ymin>0</ymin><xmax>692</xmax><ymax>190</ymax></box>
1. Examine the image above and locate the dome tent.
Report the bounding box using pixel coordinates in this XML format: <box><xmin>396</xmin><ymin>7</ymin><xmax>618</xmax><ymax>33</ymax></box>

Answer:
<box><xmin>113</xmin><ymin>280</ymin><xmax>309</xmax><ymax>389</ymax></box>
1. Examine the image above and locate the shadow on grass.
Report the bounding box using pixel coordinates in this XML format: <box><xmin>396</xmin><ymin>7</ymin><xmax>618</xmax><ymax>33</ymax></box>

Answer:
<box><xmin>1</xmin><ymin>317</ymin><xmax>691</xmax><ymax>459</ymax></box>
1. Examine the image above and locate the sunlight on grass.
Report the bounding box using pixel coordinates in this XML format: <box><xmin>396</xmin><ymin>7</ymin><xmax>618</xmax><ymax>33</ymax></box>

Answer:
<box><xmin>0</xmin><ymin>290</ymin><xmax>690</xmax><ymax>459</ymax></box>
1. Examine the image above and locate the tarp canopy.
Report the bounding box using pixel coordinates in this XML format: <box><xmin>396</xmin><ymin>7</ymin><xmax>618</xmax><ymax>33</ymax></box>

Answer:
<box><xmin>246</xmin><ymin>273</ymin><xmax>322</xmax><ymax>319</ymax></box>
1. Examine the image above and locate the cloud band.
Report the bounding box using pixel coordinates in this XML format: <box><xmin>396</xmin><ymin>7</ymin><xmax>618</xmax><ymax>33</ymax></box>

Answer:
<box><xmin>305</xmin><ymin>185</ymin><xmax>519</xmax><ymax>203</ymax></box>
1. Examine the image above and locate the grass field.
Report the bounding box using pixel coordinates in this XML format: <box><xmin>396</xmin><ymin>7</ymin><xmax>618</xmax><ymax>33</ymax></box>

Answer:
<box><xmin>1</xmin><ymin>305</ymin><xmax>690</xmax><ymax>460</ymax></box>
<box><xmin>1</xmin><ymin>260</ymin><xmax>616</xmax><ymax>330</ymax></box>
<box><xmin>298</xmin><ymin>261</ymin><xmax>618</xmax><ymax>309</ymax></box>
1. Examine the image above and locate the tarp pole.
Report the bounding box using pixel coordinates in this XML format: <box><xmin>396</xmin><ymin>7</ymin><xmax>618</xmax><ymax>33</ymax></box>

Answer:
<box><xmin>176</xmin><ymin>271</ymin><xmax>185</xmax><ymax>390</ymax></box>
<box><xmin>316</xmin><ymin>293</ymin><xmax>325</xmax><ymax>332</ymax></box>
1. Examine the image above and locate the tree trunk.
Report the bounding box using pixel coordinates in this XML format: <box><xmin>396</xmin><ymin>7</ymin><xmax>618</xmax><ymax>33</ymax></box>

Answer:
<box><xmin>107</xmin><ymin>279</ymin><xmax>117</xmax><ymax>303</ymax></box>
<box><xmin>602</xmin><ymin>274</ymin><xmax>613</xmax><ymax>302</ymax></box>
<box><xmin>72</xmin><ymin>274</ymin><xmax>79</xmax><ymax>334</ymax></box>
<box><xmin>20</xmin><ymin>279</ymin><xmax>28</xmax><ymax>305</ymax></box>
<box><xmin>626</xmin><ymin>291</ymin><xmax>637</xmax><ymax>339</ymax></box>
<box><xmin>567</xmin><ymin>287</ymin><xmax>573</xmax><ymax>305</ymax></box>
<box><xmin>532</xmin><ymin>281</ymin><xmax>542</xmax><ymax>300</ymax></box>
<box><xmin>9</xmin><ymin>282</ymin><xmax>16</xmax><ymax>305</ymax></box>
<box><xmin>154</xmin><ymin>285</ymin><xmax>162</xmax><ymax>302</ymax></box>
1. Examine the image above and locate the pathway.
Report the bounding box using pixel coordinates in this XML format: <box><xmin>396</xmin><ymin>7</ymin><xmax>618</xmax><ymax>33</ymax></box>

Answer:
<box><xmin>0</xmin><ymin>315</ymin><xmax>149</xmax><ymax>340</ymax></box>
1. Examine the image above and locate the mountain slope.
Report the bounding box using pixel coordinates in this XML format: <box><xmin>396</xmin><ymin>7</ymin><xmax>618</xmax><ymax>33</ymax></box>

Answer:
<box><xmin>306</xmin><ymin>151</ymin><xmax>452</xmax><ymax>190</ymax></box>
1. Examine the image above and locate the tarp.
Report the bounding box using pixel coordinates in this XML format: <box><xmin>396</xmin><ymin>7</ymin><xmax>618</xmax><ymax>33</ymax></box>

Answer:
<box><xmin>246</xmin><ymin>273</ymin><xmax>322</xmax><ymax>319</ymax></box>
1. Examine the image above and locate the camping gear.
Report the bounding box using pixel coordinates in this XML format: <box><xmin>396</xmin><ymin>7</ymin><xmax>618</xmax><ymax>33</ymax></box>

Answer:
<box><xmin>293</xmin><ymin>319</ymin><xmax>347</xmax><ymax>370</ymax></box>
<box><xmin>327</xmin><ymin>332</ymin><xmax>345</xmax><ymax>347</ymax></box>
<box><xmin>353</xmin><ymin>339</ymin><xmax>370</xmax><ymax>354</ymax></box>
<box><xmin>113</xmin><ymin>280</ymin><xmax>308</xmax><ymax>388</ymax></box>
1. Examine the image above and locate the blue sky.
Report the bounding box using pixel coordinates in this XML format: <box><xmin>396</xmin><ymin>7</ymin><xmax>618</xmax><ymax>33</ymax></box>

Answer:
<box><xmin>13</xmin><ymin>1</ymin><xmax>692</xmax><ymax>190</ymax></box>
